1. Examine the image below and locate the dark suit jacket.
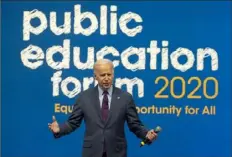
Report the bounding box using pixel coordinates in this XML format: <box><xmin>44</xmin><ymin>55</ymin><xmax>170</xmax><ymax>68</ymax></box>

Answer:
<box><xmin>55</xmin><ymin>86</ymin><xmax>148</xmax><ymax>157</ymax></box>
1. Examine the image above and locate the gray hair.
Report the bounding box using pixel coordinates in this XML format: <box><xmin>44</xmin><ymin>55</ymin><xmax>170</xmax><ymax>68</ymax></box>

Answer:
<box><xmin>93</xmin><ymin>59</ymin><xmax>113</xmax><ymax>69</ymax></box>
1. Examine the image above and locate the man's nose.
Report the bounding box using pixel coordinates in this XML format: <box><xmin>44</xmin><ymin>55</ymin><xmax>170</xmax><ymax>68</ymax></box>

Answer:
<box><xmin>104</xmin><ymin>75</ymin><xmax>109</xmax><ymax>80</ymax></box>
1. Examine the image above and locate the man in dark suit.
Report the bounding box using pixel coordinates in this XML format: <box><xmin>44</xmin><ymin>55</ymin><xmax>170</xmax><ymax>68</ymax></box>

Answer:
<box><xmin>48</xmin><ymin>59</ymin><xmax>157</xmax><ymax>157</ymax></box>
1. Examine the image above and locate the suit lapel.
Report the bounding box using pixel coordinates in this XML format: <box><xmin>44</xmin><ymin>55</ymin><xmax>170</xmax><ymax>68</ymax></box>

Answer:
<box><xmin>93</xmin><ymin>86</ymin><xmax>104</xmax><ymax>124</ymax></box>
<box><xmin>93</xmin><ymin>86</ymin><xmax>120</xmax><ymax>127</ymax></box>
<box><xmin>105</xmin><ymin>86</ymin><xmax>118</xmax><ymax>126</ymax></box>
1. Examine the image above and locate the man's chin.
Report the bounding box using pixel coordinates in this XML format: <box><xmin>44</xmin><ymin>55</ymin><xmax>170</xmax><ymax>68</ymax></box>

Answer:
<box><xmin>103</xmin><ymin>85</ymin><xmax>111</xmax><ymax>89</ymax></box>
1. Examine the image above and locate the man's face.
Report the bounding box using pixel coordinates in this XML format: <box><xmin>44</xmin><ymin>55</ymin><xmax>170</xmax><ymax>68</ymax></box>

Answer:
<box><xmin>94</xmin><ymin>63</ymin><xmax>114</xmax><ymax>90</ymax></box>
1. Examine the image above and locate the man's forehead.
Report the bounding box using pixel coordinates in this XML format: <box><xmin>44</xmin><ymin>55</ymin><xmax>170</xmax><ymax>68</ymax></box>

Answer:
<box><xmin>97</xmin><ymin>69</ymin><xmax>113</xmax><ymax>73</ymax></box>
<box><xmin>95</xmin><ymin>67</ymin><xmax>114</xmax><ymax>74</ymax></box>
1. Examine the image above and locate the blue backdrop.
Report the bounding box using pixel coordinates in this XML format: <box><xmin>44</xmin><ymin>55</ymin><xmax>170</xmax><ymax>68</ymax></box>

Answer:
<box><xmin>1</xmin><ymin>1</ymin><xmax>231</xmax><ymax>157</ymax></box>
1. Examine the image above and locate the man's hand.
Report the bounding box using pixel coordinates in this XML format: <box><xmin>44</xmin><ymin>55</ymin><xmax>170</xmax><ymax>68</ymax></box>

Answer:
<box><xmin>48</xmin><ymin>116</ymin><xmax>60</xmax><ymax>133</ymax></box>
<box><xmin>146</xmin><ymin>129</ymin><xmax>157</xmax><ymax>141</ymax></box>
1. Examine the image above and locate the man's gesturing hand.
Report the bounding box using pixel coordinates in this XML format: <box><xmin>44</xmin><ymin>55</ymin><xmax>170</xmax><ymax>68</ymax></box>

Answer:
<box><xmin>146</xmin><ymin>129</ymin><xmax>158</xmax><ymax>141</ymax></box>
<box><xmin>48</xmin><ymin>116</ymin><xmax>60</xmax><ymax>133</ymax></box>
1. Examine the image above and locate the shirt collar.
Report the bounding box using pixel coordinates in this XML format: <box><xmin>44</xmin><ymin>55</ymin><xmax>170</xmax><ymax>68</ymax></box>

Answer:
<box><xmin>98</xmin><ymin>85</ymin><xmax>113</xmax><ymax>97</ymax></box>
